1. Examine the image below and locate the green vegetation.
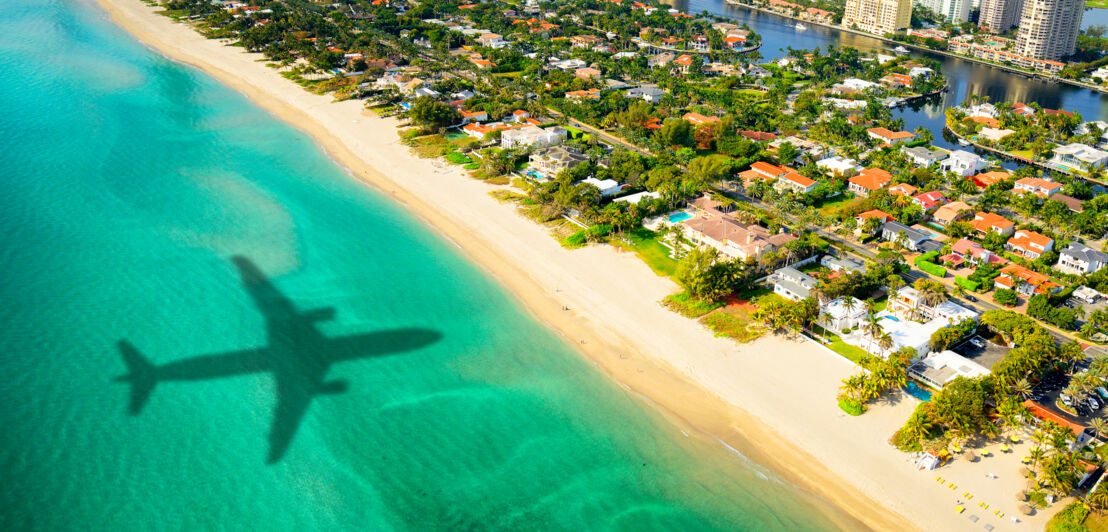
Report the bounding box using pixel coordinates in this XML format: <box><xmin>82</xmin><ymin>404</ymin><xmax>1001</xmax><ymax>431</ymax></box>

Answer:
<box><xmin>444</xmin><ymin>151</ymin><xmax>471</xmax><ymax>164</ymax></box>
<box><xmin>702</xmin><ymin>312</ymin><xmax>762</xmax><ymax>343</ymax></box>
<box><xmin>954</xmin><ymin>276</ymin><xmax>979</xmax><ymax>292</ymax></box>
<box><xmin>613</xmin><ymin>228</ymin><xmax>679</xmax><ymax>277</ymax></box>
<box><xmin>663</xmin><ymin>292</ymin><xmax>723</xmax><ymax>318</ymax></box>
<box><xmin>838</xmin><ymin>397</ymin><xmax>864</xmax><ymax>416</ymax></box>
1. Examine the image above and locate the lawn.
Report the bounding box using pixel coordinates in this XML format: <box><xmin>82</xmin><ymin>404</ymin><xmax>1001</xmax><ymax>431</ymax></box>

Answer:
<box><xmin>815</xmin><ymin>195</ymin><xmax>859</xmax><ymax>216</ymax></box>
<box><xmin>812</xmin><ymin>324</ymin><xmax>872</xmax><ymax>366</ymax></box>
<box><xmin>1010</xmin><ymin>149</ymin><xmax>1035</xmax><ymax>160</ymax></box>
<box><xmin>409</xmin><ymin>134</ymin><xmax>454</xmax><ymax>158</ymax></box>
<box><xmin>663</xmin><ymin>292</ymin><xmax>722</xmax><ymax>318</ymax></box>
<box><xmin>1087</xmin><ymin>0</ymin><xmax>1108</xmax><ymax>7</ymax></box>
<box><xmin>614</xmin><ymin>228</ymin><xmax>679</xmax><ymax>277</ymax></box>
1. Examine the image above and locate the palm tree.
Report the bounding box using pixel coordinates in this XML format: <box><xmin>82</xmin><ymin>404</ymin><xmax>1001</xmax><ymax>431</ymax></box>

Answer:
<box><xmin>1091</xmin><ymin>417</ymin><xmax>1108</xmax><ymax>441</ymax></box>
<box><xmin>1087</xmin><ymin>484</ymin><xmax>1108</xmax><ymax>515</ymax></box>
<box><xmin>864</xmin><ymin>314</ymin><xmax>882</xmax><ymax>354</ymax></box>
<box><xmin>1013</xmin><ymin>378</ymin><xmax>1034</xmax><ymax>400</ymax></box>
<box><xmin>878</xmin><ymin>332</ymin><xmax>895</xmax><ymax>358</ymax></box>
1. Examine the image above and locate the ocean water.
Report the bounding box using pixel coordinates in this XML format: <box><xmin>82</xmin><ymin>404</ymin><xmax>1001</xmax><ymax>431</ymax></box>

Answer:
<box><xmin>0</xmin><ymin>1</ymin><xmax>846</xmax><ymax>530</ymax></box>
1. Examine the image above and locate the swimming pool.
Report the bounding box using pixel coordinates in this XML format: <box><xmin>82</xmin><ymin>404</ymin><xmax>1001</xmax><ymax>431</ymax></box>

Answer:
<box><xmin>669</xmin><ymin>211</ymin><xmax>693</xmax><ymax>223</ymax></box>
<box><xmin>903</xmin><ymin>381</ymin><xmax>933</xmax><ymax>401</ymax></box>
<box><xmin>882</xmin><ymin>315</ymin><xmax>900</xmax><ymax>322</ymax></box>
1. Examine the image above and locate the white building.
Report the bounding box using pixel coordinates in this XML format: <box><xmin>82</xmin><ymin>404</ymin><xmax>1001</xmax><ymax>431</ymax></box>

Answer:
<box><xmin>940</xmin><ymin>150</ymin><xmax>989</xmax><ymax>177</ymax></box>
<box><xmin>821</xmin><ymin>297</ymin><xmax>868</xmax><ymax>331</ymax></box>
<box><xmin>500</xmin><ymin>125</ymin><xmax>567</xmax><ymax>149</ymax></box>
<box><xmin>909</xmin><ymin>350</ymin><xmax>991</xmax><ymax>389</ymax></box>
<box><xmin>1050</xmin><ymin>143</ymin><xmax>1108</xmax><ymax>171</ymax></box>
<box><xmin>816</xmin><ymin>156</ymin><xmax>862</xmax><ymax>176</ymax></box>
<box><xmin>1058</xmin><ymin>242</ymin><xmax>1108</xmax><ymax>275</ymax></box>
<box><xmin>771</xmin><ymin>267</ymin><xmax>818</xmax><ymax>301</ymax></box>
<box><xmin>579</xmin><ymin>178</ymin><xmax>623</xmax><ymax>197</ymax></box>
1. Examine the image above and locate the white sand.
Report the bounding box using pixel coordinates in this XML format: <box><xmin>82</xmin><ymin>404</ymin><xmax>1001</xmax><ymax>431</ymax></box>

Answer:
<box><xmin>94</xmin><ymin>1</ymin><xmax>1061</xmax><ymax>529</ymax></box>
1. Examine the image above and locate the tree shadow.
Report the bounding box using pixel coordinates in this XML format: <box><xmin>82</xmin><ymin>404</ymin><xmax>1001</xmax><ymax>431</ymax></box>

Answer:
<box><xmin>113</xmin><ymin>255</ymin><xmax>441</xmax><ymax>464</ymax></box>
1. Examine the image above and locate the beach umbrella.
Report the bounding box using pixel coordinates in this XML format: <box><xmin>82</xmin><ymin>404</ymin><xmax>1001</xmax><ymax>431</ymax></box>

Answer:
<box><xmin>1016</xmin><ymin>491</ymin><xmax>1028</xmax><ymax>502</ymax></box>
<box><xmin>965</xmin><ymin>451</ymin><xmax>978</xmax><ymax>462</ymax></box>
<box><xmin>1019</xmin><ymin>467</ymin><xmax>1031</xmax><ymax>478</ymax></box>
<box><xmin>1019</xmin><ymin>504</ymin><xmax>1034</xmax><ymax>516</ymax></box>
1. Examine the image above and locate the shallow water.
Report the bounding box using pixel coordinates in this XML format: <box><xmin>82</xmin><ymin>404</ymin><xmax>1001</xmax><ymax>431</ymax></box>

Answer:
<box><xmin>0</xmin><ymin>1</ymin><xmax>846</xmax><ymax>530</ymax></box>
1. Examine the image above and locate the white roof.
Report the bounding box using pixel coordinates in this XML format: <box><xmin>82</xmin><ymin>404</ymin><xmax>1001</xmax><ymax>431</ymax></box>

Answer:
<box><xmin>816</xmin><ymin>157</ymin><xmax>860</xmax><ymax>172</ymax></box>
<box><xmin>920</xmin><ymin>350</ymin><xmax>991</xmax><ymax>381</ymax></box>
<box><xmin>614</xmin><ymin>191</ymin><xmax>660</xmax><ymax>204</ymax></box>
<box><xmin>823</xmin><ymin>297</ymin><xmax>867</xmax><ymax>320</ymax></box>
<box><xmin>580</xmin><ymin>177</ymin><xmax>620</xmax><ymax>192</ymax></box>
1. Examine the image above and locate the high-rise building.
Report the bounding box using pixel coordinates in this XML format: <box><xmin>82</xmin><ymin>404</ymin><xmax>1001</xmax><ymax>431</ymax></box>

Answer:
<box><xmin>842</xmin><ymin>0</ymin><xmax>913</xmax><ymax>35</ymax></box>
<box><xmin>916</xmin><ymin>0</ymin><xmax>972</xmax><ymax>22</ymax></box>
<box><xmin>1014</xmin><ymin>0</ymin><xmax>1085</xmax><ymax>60</ymax></box>
<box><xmin>979</xmin><ymin>0</ymin><xmax>1025</xmax><ymax>33</ymax></box>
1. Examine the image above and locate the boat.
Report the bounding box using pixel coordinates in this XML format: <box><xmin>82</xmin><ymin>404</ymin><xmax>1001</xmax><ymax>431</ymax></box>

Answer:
<box><xmin>957</xmin><ymin>138</ymin><xmax>970</xmax><ymax>146</ymax></box>
<box><xmin>893</xmin><ymin>46</ymin><xmax>910</xmax><ymax>55</ymax></box>
<box><xmin>795</xmin><ymin>22</ymin><xmax>807</xmax><ymax>30</ymax></box>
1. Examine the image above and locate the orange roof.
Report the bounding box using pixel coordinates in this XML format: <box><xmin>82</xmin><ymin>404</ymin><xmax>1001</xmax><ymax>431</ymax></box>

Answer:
<box><xmin>848</xmin><ymin>168</ymin><xmax>892</xmax><ymax>191</ymax></box>
<box><xmin>970</xmin><ymin>116</ymin><xmax>1001</xmax><ymax>128</ymax></box>
<box><xmin>1007</xmin><ymin>230</ymin><xmax>1053</xmax><ymax>252</ymax></box>
<box><xmin>857</xmin><ymin>209</ymin><xmax>895</xmax><ymax>221</ymax></box>
<box><xmin>675</xmin><ymin>54</ymin><xmax>694</xmax><ymax>66</ymax></box>
<box><xmin>888</xmin><ymin>183</ymin><xmax>918</xmax><ymax>196</ymax></box>
<box><xmin>866</xmin><ymin>127</ymin><xmax>915</xmax><ymax>141</ymax></box>
<box><xmin>683</xmin><ymin>112</ymin><xmax>720</xmax><ymax>125</ymax></box>
<box><xmin>459</xmin><ymin>110</ymin><xmax>488</xmax><ymax>118</ymax></box>
<box><xmin>972</xmin><ymin>212</ymin><xmax>1014</xmax><ymax>232</ymax></box>
<box><xmin>972</xmin><ymin>171</ymin><xmax>1010</xmax><ymax>188</ymax></box>
<box><xmin>750</xmin><ymin>161</ymin><xmax>786</xmax><ymax>177</ymax></box>
<box><xmin>781</xmin><ymin>172</ymin><xmax>815</xmax><ymax>187</ymax></box>
<box><xmin>1000</xmin><ymin>263</ymin><xmax>1053</xmax><ymax>288</ymax></box>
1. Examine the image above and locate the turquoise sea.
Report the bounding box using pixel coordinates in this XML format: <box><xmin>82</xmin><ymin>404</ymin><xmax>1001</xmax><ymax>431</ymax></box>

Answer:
<box><xmin>0</xmin><ymin>1</ymin><xmax>847</xmax><ymax>530</ymax></box>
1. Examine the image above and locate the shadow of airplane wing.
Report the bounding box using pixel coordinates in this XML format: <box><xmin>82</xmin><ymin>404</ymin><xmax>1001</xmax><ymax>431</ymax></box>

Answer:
<box><xmin>326</xmin><ymin>328</ymin><xmax>443</xmax><ymax>363</ymax></box>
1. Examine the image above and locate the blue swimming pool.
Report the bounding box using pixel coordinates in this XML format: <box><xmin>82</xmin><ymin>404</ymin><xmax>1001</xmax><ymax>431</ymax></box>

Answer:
<box><xmin>669</xmin><ymin>211</ymin><xmax>693</xmax><ymax>223</ymax></box>
<box><xmin>903</xmin><ymin>381</ymin><xmax>933</xmax><ymax>401</ymax></box>
<box><xmin>883</xmin><ymin>315</ymin><xmax>900</xmax><ymax>322</ymax></box>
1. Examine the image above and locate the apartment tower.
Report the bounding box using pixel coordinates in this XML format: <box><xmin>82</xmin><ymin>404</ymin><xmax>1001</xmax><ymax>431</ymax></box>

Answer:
<box><xmin>978</xmin><ymin>0</ymin><xmax>1025</xmax><ymax>32</ymax></box>
<box><xmin>842</xmin><ymin>0</ymin><xmax>913</xmax><ymax>35</ymax></box>
<box><xmin>1013</xmin><ymin>0</ymin><xmax>1085</xmax><ymax>60</ymax></box>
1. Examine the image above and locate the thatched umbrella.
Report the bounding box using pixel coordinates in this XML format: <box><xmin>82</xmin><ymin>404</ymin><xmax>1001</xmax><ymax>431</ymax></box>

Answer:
<box><xmin>965</xmin><ymin>451</ymin><xmax>979</xmax><ymax>462</ymax></box>
<box><xmin>1020</xmin><ymin>504</ymin><xmax>1034</xmax><ymax>516</ymax></box>
<box><xmin>1019</xmin><ymin>467</ymin><xmax>1032</xmax><ymax>478</ymax></box>
<box><xmin>1016</xmin><ymin>491</ymin><xmax>1028</xmax><ymax>502</ymax></box>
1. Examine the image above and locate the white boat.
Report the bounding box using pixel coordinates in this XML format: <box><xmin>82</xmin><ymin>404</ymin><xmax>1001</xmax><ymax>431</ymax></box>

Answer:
<box><xmin>894</xmin><ymin>46</ymin><xmax>910</xmax><ymax>55</ymax></box>
<box><xmin>957</xmin><ymin>138</ymin><xmax>970</xmax><ymax>146</ymax></box>
<box><xmin>795</xmin><ymin>22</ymin><xmax>807</xmax><ymax>30</ymax></box>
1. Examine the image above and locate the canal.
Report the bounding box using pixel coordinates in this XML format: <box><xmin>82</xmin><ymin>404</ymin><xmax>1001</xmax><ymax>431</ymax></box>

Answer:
<box><xmin>663</xmin><ymin>0</ymin><xmax>1108</xmax><ymax>159</ymax></box>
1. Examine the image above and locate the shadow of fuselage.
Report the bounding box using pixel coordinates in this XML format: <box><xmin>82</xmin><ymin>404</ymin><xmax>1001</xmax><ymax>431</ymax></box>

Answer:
<box><xmin>114</xmin><ymin>256</ymin><xmax>441</xmax><ymax>464</ymax></box>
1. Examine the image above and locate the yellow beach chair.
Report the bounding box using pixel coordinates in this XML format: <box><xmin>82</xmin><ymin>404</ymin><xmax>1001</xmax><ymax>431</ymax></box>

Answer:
<box><xmin>955</xmin><ymin>505</ymin><xmax>965</xmax><ymax>514</ymax></box>
<box><xmin>949</xmin><ymin>484</ymin><xmax>957</xmax><ymax>490</ymax></box>
<box><xmin>1001</xmin><ymin>444</ymin><xmax>1011</xmax><ymax>453</ymax></box>
<box><xmin>1010</xmin><ymin>435</ymin><xmax>1021</xmax><ymax>443</ymax></box>
<box><xmin>980</xmin><ymin>502</ymin><xmax>989</xmax><ymax>509</ymax></box>
<box><xmin>1021</xmin><ymin>456</ymin><xmax>1031</xmax><ymax>464</ymax></box>
<box><xmin>936</xmin><ymin>475</ymin><xmax>943</xmax><ymax>482</ymax></box>
<box><xmin>981</xmin><ymin>449</ymin><xmax>992</xmax><ymax>457</ymax></box>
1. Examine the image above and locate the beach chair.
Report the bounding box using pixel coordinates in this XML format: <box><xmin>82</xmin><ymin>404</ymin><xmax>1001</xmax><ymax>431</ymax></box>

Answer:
<box><xmin>936</xmin><ymin>475</ymin><xmax>943</xmax><ymax>482</ymax></box>
<box><xmin>1010</xmin><ymin>435</ymin><xmax>1021</xmax><ymax>443</ymax></box>
<box><xmin>1000</xmin><ymin>444</ymin><xmax>1011</xmax><ymax>453</ymax></box>
<box><xmin>1021</xmin><ymin>456</ymin><xmax>1031</xmax><ymax>464</ymax></box>
<box><xmin>980</xmin><ymin>449</ymin><xmax>992</xmax><ymax>457</ymax></box>
<box><xmin>955</xmin><ymin>505</ymin><xmax>965</xmax><ymax>514</ymax></box>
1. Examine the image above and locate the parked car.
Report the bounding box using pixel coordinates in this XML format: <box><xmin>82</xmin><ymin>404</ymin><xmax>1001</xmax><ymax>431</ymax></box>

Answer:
<box><xmin>1097</xmin><ymin>387</ymin><xmax>1108</xmax><ymax>401</ymax></box>
<box><xmin>1062</xmin><ymin>394</ymin><xmax>1074</xmax><ymax>406</ymax></box>
<box><xmin>1088</xmin><ymin>397</ymin><xmax>1101</xmax><ymax>410</ymax></box>
<box><xmin>969</xmin><ymin>337</ymin><xmax>985</xmax><ymax>348</ymax></box>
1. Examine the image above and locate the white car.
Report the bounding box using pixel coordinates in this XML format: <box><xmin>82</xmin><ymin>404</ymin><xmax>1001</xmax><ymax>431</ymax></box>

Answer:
<box><xmin>969</xmin><ymin>337</ymin><xmax>985</xmax><ymax>348</ymax></box>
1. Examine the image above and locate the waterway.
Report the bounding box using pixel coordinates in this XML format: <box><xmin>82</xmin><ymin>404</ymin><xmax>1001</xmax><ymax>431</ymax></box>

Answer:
<box><xmin>666</xmin><ymin>0</ymin><xmax>1108</xmax><ymax>158</ymax></box>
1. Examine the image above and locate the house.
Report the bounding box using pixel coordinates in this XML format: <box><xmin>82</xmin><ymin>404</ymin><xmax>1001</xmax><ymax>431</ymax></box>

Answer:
<box><xmin>570</xmin><ymin>34</ymin><xmax>605</xmax><ymax>48</ymax></box>
<box><xmin>1050</xmin><ymin>143</ymin><xmax>1108</xmax><ymax>170</ymax></box>
<box><xmin>888</xmin><ymin>288</ymin><xmax>980</xmax><ymax>324</ymax></box>
<box><xmin>529</xmin><ymin>146</ymin><xmax>588</xmax><ymax>177</ymax></box>
<box><xmin>979</xmin><ymin>127</ymin><xmax>1016</xmax><ymax>142</ymax></box>
<box><xmin>565</xmin><ymin>88</ymin><xmax>601</xmax><ymax>100</ymax></box>
<box><xmin>771</xmin><ymin>267</ymin><xmax>818</xmax><ymax>301</ymax></box>
<box><xmin>940</xmin><ymin>150</ymin><xmax>989</xmax><ymax>177</ymax></box>
<box><xmin>912</xmin><ymin>191</ymin><xmax>948</xmax><ymax>211</ymax></box>
<box><xmin>624</xmin><ymin>85</ymin><xmax>666</xmax><ymax>102</ymax></box>
<box><xmin>972</xmin><ymin>212</ymin><xmax>1015</xmax><ymax>236</ymax></box>
<box><xmin>996</xmin><ymin>264</ymin><xmax>1061</xmax><ymax>296</ymax></box>
<box><xmin>740</xmin><ymin>130</ymin><xmax>778</xmax><ymax>142</ymax></box>
<box><xmin>1014</xmin><ymin>177</ymin><xmax>1062</xmax><ymax>198</ymax></box>
<box><xmin>909</xmin><ymin>350</ymin><xmax>991</xmax><ymax>390</ymax></box>
<box><xmin>821</xmin><ymin>255</ymin><xmax>867</xmax><ymax>274</ymax></box>
<box><xmin>614</xmin><ymin>191</ymin><xmax>661</xmax><ymax>205</ymax></box>
<box><xmin>888</xmin><ymin>183</ymin><xmax>918</xmax><ymax>197</ymax></box>
<box><xmin>690</xmin><ymin>194</ymin><xmax>733</xmax><ymax>215</ymax></box>
<box><xmin>1005</xmin><ymin>230</ymin><xmax>1054</xmax><ymax>259</ymax></box>
<box><xmin>932</xmin><ymin>201</ymin><xmax>971</xmax><ymax>227</ymax></box>
<box><xmin>866</xmin><ymin>127</ymin><xmax>916</xmax><ymax>144</ymax></box>
<box><xmin>505</xmin><ymin>109</ymin><xmax>532</xmax><ymax>123</ymax></box>
<box><xmin>840</xmin><ymin>78</ymin><xmax>881</xmax><ymax>91</ymax></box>
<box><xmin>738</xmin><ymin>161</ymin><xmax>788</xmax><ymax>186</ymax></box>
<box><xmin>683</xmin><ymin>112</ymin><xmax>720</xmax><ymax>126</ymax></box>
<box><xmin>1058</xmin><ymin>242</ymin><xmax>1108</xmax><ymax>275</ymax></box>
<box><xmin>856</xmin><ymin>209</ymin><xmax>896</xmax><ymax>231</ymax></box>
<box><xmin>902</xmin><ymin>146</ymin><xmax>948</xmax><ymax>167</ymax></box>
<box><xmin>469</xmin><ymin>57</ymin><xmax>496</xmax><ymax>69</ymax></box>
<box><xmin>941</xmin><ymin>238</ymin><xmax>1004</xmax><ymax>268</ymax></box>
<box><xmin>458</xmin><ymin>109</ymin><xmax>489</xmax><ymax>124</ymax></box>
<box><xmin>847</xmin><ymin>168</ymin><xmax>892</xmax><ymax>196</ymax></box>
<box><xmin>971</xmin><ymin>170</ymin><xmax>1011</xmax><ymax>188</ymax></box>
<box><xmin>500</xmin><ymin>125</ymin><xmax>567</xmax><ymax>149</ymax></box>
<box><xmin>648</xmin><ymin>52</ymin><xmax>675</xmax><ymax>68</ymax></box>
<box><xmin>816</xmin><ymin>156</ymin><xmax>861</xmax><ymax>177</ymax></box>
<box><xmin>746</xmin><ymin>65</ymin><xmax>772</xmax><ymax>78</ymax></box>
<box><xmin>579</xmin><ymin>177</ymin><xmax>623</xmax><ymax>197</ymax></box>
<box><xmin>477</xmin><ymin>33</ymin><xmax>509</xmax><ymax>48</ymax></box>
<box><xmin>683</xmin><ymin>215</ymin><xmax>796</xmax><ymax>260</ymax></box>
<box><xmin>821</xmin><ymin>297</ymin><xmax>868</xmax><ymax>330</ymax></box>
<box><xmin>777</xmin><ymin>172</ymin><xmax>818</xmax><ymax>194</ymax></box>
<box><xmin>882</xmin><ymin>221</ymin><xmax>940</xmax><ymax>252</ymax></box>
<box><xmin>574</xmin><ymin>67</ymin><xmax>602</xmax><ymax>80</ymax></box>
<box><xmin>1052</xmin><ymin>193</ymin><xmax>1085</xmax><ymax>213</ymax></box>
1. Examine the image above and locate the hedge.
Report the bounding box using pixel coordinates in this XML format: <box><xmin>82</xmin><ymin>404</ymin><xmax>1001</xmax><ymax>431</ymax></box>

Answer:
<box><xmin>915</xmin><ymin>257</ymin><xmax>947</xmax><ymax>277</ymax></box>
<box><xmin>955</xmin><ymin>276</ymin><xmax>980</xmax><ymax>292</ymax></box>
<box><xmin>838</xmin><ymin>397</ymin><xmax>864</xmax><ymax>416</ymax></box>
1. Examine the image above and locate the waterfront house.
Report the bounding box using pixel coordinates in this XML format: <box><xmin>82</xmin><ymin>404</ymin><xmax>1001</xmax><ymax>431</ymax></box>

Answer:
<box><xmin>847</xmin><ymin>168</ymin><xmax>892</xmax><ymax>197</ymax></box>
<box><xmin>971</xmin><ymin>170</ymin><xmax>1011</xmax><ymax>188</ymax></box>
<box><xmin>902</xmin><ymin>146</ymin><xmax>948</xmax><ymax>167</ymax></box>
<box><xmin>683</xmin><ymin>214</ymin><xmax>796</xmax><ymax>261</ymax></box>
<box><xmin>972</xmin><ymin>212</ymin><xmax>1015</xmax><ymax>236</ymax></box>
<box><xmin>932</xmin><ymin>201</ymin><xmax>971</xmax><ymax>226</ymax></box>
<box><xmin>866</xmin><ymin>127</ymin><xmax>916</xmax><ymax>144</ymax></box>
<box><xmin>579</xmin><ymin>177</ymin><xmax>623</xmax><ymax>197</ymax></box>
<box><xmin>940</xmin><ymin>150</ymin><xmax>989</xmax><ymax>177</ymax></box>
<box><xmin>648</xmin><ymin>52</ymin><xmax>676</xmax><ymax>68</ymax></box>
<box><xmin>1052</xmin><ymin>193</ymin><xmax>1085</xmax><ymax>213</ymax></box>
<box><xmin>1051</xmin><ymin>143</ymin><xmax>1108</xmax><ymax>170</ymax></box>
<box><xmin>1005</xmin><ymin>230</ymin><xmax>1054</xmax><ymax>259</ymax></box>
<box><xmin>1014</xmin><ymin>177</ymin><xmax>1062</xmax><ymax>198</ymax></box>
<box><xmin>1058</xmin><ymin>242</ymin><xmax>1108</xmax><ymax>275</ymax></box>
<box><xmin>529</xmin><ymin>146</ymin><xmax>588</xmax><ymax>177</ymax></box>
<box><xmin>821</xmin><ymin>297</ymin><xmax>868</xmax><ymax>330</ymax></box>
<box><xmin>909</xmin><ymin>350</ymin><xmax>991</xmax><ymax>390</ymax></box>
<box><xmin>771</xmin><ymin>267</ymin><xmax>818</xmax><ymax>302</ymax></box>
<box><xmin>500</xmin><ymin>125</ymin><xmax>567</xmax><ymax>149</ymax></box>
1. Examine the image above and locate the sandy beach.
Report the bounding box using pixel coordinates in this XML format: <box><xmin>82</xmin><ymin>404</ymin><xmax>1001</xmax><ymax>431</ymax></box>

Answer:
<box><xmin>92</xmin><ymin>1</ymin><xmax>1058</xmax><ymax>529</ymax></box>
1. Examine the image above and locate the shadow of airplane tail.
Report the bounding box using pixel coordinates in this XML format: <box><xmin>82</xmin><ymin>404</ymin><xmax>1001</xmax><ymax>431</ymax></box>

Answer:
<box><xmin>113</xmin><ymin>340</ymin><xmax>157</xmax><ymax>415</ymax></box>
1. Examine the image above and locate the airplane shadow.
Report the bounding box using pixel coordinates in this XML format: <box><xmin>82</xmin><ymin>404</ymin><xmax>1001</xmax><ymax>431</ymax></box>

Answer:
<box><xmin>113</xmin><ymin>255</ymin><xmax>442</xmax><ymax>464</ymax></box>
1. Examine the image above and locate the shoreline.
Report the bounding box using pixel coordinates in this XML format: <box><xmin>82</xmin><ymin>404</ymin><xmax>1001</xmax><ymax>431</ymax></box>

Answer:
<box><xmin>91</xmin><ymin>1</ymin><xmax>1050</xmax><ymax>530</ymax></box>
